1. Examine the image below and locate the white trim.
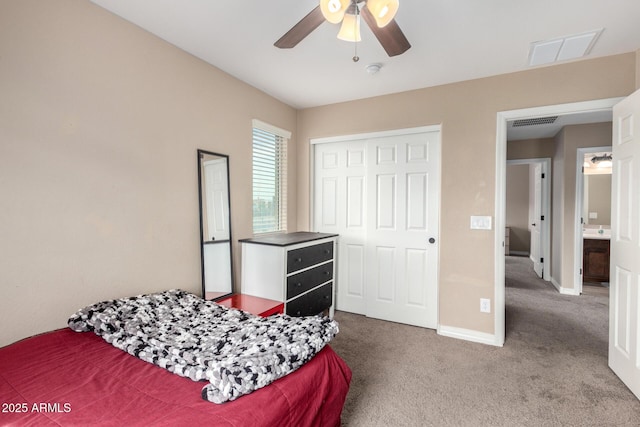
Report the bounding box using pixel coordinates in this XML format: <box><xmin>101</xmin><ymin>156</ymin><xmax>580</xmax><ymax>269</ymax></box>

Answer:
<box><xmin>496</xmin><ymin>98</ymin><xmax>623</xmax><ymax>122</ymax></box>
<box><xmin>550</xmin><ymin>277</ymin><xmax>579</xmax><ymax>295</ymax></box>
<box><xmin>574</xmin><ymin>145</ymin><xmax>612</xmax><ymax>295</ymax></box>
<box><xmin>310</xmin><ymin>125</ymin><xmax>441</xmax><ymax>145</ymax></box>
<box><xmin>508</xmin><ymin>250</ymin><xmax>529</xmax><ymax>257</ymax></box>
<box><xmin>495</xmin><ymin>113</ymin><xmax>508</xmax><ymax>347</ymax></box>
<box><xmin>252</xmin><ymin>119</ymin><xmax>292</xmax><ymax>139</ymax></box>
<box><xmin>437</xmin><ymin>325</ymin><xmax>503</xmax><ymax>347</ymax></box>
<box><xmin>560</xmin><ymin>287</ymin><xmax>580</xmax><ymax>296</ymax></box>
<box><xmin>506</xmin><ymin>158</ymin><xmax>552</xmax><ymax>281</ymax></box>
<box><xmin>495</xmin><ymin>97</ymin><xmax>623</xmax><ymax>348</ymax></box>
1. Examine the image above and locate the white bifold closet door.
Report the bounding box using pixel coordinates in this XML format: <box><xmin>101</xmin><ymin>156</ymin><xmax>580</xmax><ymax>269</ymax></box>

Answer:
<box><xmin>313</xmin><ymin>128</ymin><xmax>440</xmax><ymax>329</ymax></box>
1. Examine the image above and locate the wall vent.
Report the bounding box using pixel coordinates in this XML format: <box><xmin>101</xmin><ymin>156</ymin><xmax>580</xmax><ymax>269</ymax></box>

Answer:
<box><xmin>512</xmin><ymin>116</ymin><xmax>559</xmax><ymax>127</ymax></box>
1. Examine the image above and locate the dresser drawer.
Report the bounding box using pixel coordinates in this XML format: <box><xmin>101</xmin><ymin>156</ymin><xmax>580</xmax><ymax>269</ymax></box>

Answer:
<box><xmin>287</xmin><ymin>262</ymin><xmax>333</xmax><ymax>299</ymax></box>
<box><xmin>286</xmin><ymin>283</ymin><xmax>333</xmax><ymax>317</ymax></box>
<box><xmin>287</xmin><ymin>241</ymin><xmax>334</xmax><ymax>273</ymax></box>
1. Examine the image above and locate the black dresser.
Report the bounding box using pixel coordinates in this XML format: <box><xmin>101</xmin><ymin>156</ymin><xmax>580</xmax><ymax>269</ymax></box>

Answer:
<box><xmin>240</xmin><ymin>232</ymin><xmax>338</xmax><ymax>317</ymax></box>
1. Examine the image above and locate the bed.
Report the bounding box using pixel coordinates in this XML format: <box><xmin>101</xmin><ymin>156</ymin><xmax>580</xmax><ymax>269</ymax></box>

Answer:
<box><xmin>0</xmin><ymin>290</ymin><xmax>351</xmax><ymax>426</ymax></box>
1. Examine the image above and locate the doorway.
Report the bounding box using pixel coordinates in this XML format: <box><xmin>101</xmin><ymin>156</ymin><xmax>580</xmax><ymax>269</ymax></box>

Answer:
<box><xmin>495</xmin><ymin>97</ymin><xmax>624</xmax><ymax>345</ymax></box>
<box><xmin>574</xmin><ymin>146</ymin><xmax>613</xmax><ymax>295</ymax></box>
<box><xmin>506</xmin><ymin>158</ymin><xmax>551</xmax><ymax>281</ymax></box>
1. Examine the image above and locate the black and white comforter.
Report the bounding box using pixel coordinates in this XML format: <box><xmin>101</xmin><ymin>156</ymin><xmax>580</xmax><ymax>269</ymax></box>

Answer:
<box><xmin>68</xmin><ymin>289</ymin><xmax>338</xmax><ymax>403</ymax></box>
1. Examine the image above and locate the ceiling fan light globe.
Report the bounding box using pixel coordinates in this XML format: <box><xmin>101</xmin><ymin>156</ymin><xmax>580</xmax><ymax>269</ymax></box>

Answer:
<box><xmin>337</xmin><ymin>13</ymin><xmax>361</xmax><ymax>42</ymax></box>
<box><xmin>320</xmin><ymin>0</ymin><xmax>350</xmax><ymax>24</ymax></box>
<box><xmin>366</xmin><ymin>0</ymin><xmax>399</xmax><ymax>27</ymax></box>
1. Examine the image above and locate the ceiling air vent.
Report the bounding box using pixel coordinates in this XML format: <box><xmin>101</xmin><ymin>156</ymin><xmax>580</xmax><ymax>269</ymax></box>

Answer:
<box><xmin>512</xmin><ymin>116</ymin><xmax>559</xmax><ymax>127</ymax></box>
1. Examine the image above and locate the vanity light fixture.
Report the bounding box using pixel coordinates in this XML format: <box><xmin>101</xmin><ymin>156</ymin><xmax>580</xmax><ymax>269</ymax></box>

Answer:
<box><xmin>597</xmin><ymin>160</ymin><xmax>613</xmax><ymax>168</ymax></box>
<box><xmin>591</xmin><ymin>154</ymin><xmax>612</xmax><ymax>168</ymax></box>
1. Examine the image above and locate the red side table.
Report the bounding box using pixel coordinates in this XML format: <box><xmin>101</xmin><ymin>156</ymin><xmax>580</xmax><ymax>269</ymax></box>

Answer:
<box><xmin>216</xmin><ymin>294</ymin><xmax>284</xmax><ymax>317</ymax></box>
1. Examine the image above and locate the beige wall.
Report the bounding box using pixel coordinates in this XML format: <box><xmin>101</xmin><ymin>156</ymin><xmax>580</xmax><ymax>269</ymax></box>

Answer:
<box><xmin>507</xmin><ymin>138</ymin><xmax>555</xmax><ymax>160</ymax></box>
<box><xmin>552</xmin><ymin>122</ymin><xmax>613</xmax><ymax>291</ymax></box>
<box><xmin>297</xmin><ymin>55</ymin><xmax>635</xmax><ymax>335</ymax></box>
<box><xmin>0</xmin><ymin>0</ymin><xmax>297</xmax><ymax>346</ymax></box>
<box><xmin>506</xmin><ymin>165</ymin><xmax>531</xmax><ymax>253</ymax></box>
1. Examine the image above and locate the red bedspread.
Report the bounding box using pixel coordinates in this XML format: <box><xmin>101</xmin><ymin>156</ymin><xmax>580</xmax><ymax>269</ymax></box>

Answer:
<box><xmin>0</xmin><ymin>329</ymin><xmax>351</xmax><ymax>426</ymax></box>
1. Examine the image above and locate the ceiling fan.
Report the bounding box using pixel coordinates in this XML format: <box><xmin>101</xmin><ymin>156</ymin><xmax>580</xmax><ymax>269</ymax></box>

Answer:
<box><xmin>274</xmin><ymin>0</ymin><xmax>411</xmax><ymax>58</ymax></box>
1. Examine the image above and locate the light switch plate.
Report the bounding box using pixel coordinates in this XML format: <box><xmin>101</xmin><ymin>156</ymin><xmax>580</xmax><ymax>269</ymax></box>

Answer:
<box><xmin>470</xmin><ymin>216</ymin><xmax>492</xmax><ymax>230</ymax></box>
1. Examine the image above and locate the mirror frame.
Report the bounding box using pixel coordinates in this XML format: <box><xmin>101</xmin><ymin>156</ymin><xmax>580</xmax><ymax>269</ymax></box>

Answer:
<box><xmin>197</xmin><ymin>149</ymin><xmax>234</xmax><ymax>301</ymax></box>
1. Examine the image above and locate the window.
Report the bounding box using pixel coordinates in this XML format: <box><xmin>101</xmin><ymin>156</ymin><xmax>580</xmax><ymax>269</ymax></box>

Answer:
<box><xmin>252</xmin><ymin>120</ymin><xmax>291</xmax><ymax>234</ymax></box>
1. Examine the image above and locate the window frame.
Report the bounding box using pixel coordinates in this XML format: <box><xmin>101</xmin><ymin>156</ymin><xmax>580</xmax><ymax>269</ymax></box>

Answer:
<box><xmin>251</xmin><ymin>119</ymin><xmax>291</xmax><ymax>235</ymax></box>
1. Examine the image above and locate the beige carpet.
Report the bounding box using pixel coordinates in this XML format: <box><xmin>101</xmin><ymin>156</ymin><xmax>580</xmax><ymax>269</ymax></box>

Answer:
<box><xmin>330</xmin><ymin>256</ymin><xmax>640</xmax><ymax>426</ymax></box>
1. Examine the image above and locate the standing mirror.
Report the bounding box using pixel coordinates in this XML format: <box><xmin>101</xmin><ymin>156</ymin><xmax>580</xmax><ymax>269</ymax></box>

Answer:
<box><xmin>198</xmin><ymin>149</ymin><xmax>233</xmax><ymax>300</ymax></box>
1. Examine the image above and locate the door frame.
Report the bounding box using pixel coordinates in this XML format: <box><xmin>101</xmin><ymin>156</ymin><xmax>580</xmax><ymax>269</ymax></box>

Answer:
<box><xmin>495</xmin><ymin>97</ymin><xmax>623</xmax><ymax>345</ymax></box>
<box><xmin>573</xmin><ymin>145</ymin><xmax>612</xmax><ymax>295</ymax></box>
<box><xmin>506</xmin><ymin>158</ymin><xmax>551</xmax><ymax>281</ymax></box>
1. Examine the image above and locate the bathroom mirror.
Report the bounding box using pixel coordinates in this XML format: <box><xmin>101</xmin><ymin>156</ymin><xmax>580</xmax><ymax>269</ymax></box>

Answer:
<box><xmin>583</xmin><ymin>152</ymin><xmax>612</xmax><ymax>227</ymax></box>
<box><xmin>197</xmin><ymin>149</ymin><xmax>233</xmax><ymax>300</ymax></box>
<box><xmin>583</xmin><ymin>174</ymin><xmax>612</xmax><ymax>226</ymax></box>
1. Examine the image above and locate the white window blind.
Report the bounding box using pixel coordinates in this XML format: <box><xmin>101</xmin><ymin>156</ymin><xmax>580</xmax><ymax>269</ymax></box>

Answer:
<box><xmin>252</xmin><ymin>121</ymin><xmax>290</xmax><ymax>234</ymax></box>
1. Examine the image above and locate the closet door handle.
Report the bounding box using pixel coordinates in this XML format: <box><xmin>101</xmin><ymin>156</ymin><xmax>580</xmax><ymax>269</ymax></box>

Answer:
<box><xmin>428</xmin><ymin>237</ymin><xmax>436</xmax><ymax>244</ymax></box>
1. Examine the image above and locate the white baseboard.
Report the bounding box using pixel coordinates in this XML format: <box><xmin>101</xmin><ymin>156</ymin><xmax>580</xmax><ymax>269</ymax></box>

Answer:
<box><xmin>508</xmin><ymin>250</ymin><xmax>528</xmax><ymax>257</ymax></box>
<box><xmin>559</xmin><ymin>287</ymin><xmax>580</xmax><ymax>295</ymax></box>
<box><xmin>550</xmin><ymin>277</ymin><xmax>579</xmax><ymax>295</ymax></box>
<box><xmin>437</xmin><ymin>325</ymin><xmax>504</xmax><ymax>347</ymax></box>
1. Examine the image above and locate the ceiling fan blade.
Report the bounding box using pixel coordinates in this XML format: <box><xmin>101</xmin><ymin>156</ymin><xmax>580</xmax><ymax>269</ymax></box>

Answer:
<box><xmin>274</xmin><ymin>6</ymin><xmax>325</xmax><ymax>49</ymax></box>
<box><xmin>361</xmin><ymin>6</ymin><xmax>411</xmax><ymax>57</ymax></box>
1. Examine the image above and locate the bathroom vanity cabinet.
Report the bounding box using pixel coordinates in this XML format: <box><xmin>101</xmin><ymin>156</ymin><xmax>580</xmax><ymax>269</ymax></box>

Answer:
<box><xmin>583</xmin><ymin>238</ymin><xmax>610</xmax><ymax>283</ymax></box>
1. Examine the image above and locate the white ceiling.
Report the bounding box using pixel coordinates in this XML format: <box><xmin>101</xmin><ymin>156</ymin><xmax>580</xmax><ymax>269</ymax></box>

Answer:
<box><xmin>89</xmin><ymin>0</ymin><xmax>640</xmax><ymax>110</ymax></box>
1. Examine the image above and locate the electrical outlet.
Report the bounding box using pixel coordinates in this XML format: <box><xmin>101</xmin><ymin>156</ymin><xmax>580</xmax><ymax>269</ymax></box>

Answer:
<box><xmin>480</xmin><ymin>298</ymin><xmax>491</xmax><ymax>313</ymax></box>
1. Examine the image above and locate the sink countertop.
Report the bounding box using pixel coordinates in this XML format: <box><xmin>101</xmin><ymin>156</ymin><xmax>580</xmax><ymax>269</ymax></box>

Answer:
<box><xmin>583</xmin><ymin>231</ymin><xmax>611</xmax><ymax>240</ymax></box>
<box><xmin>584</xmin><ymin>235</ymin><xmax>610</xmax><ymax>240</ymax></box>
